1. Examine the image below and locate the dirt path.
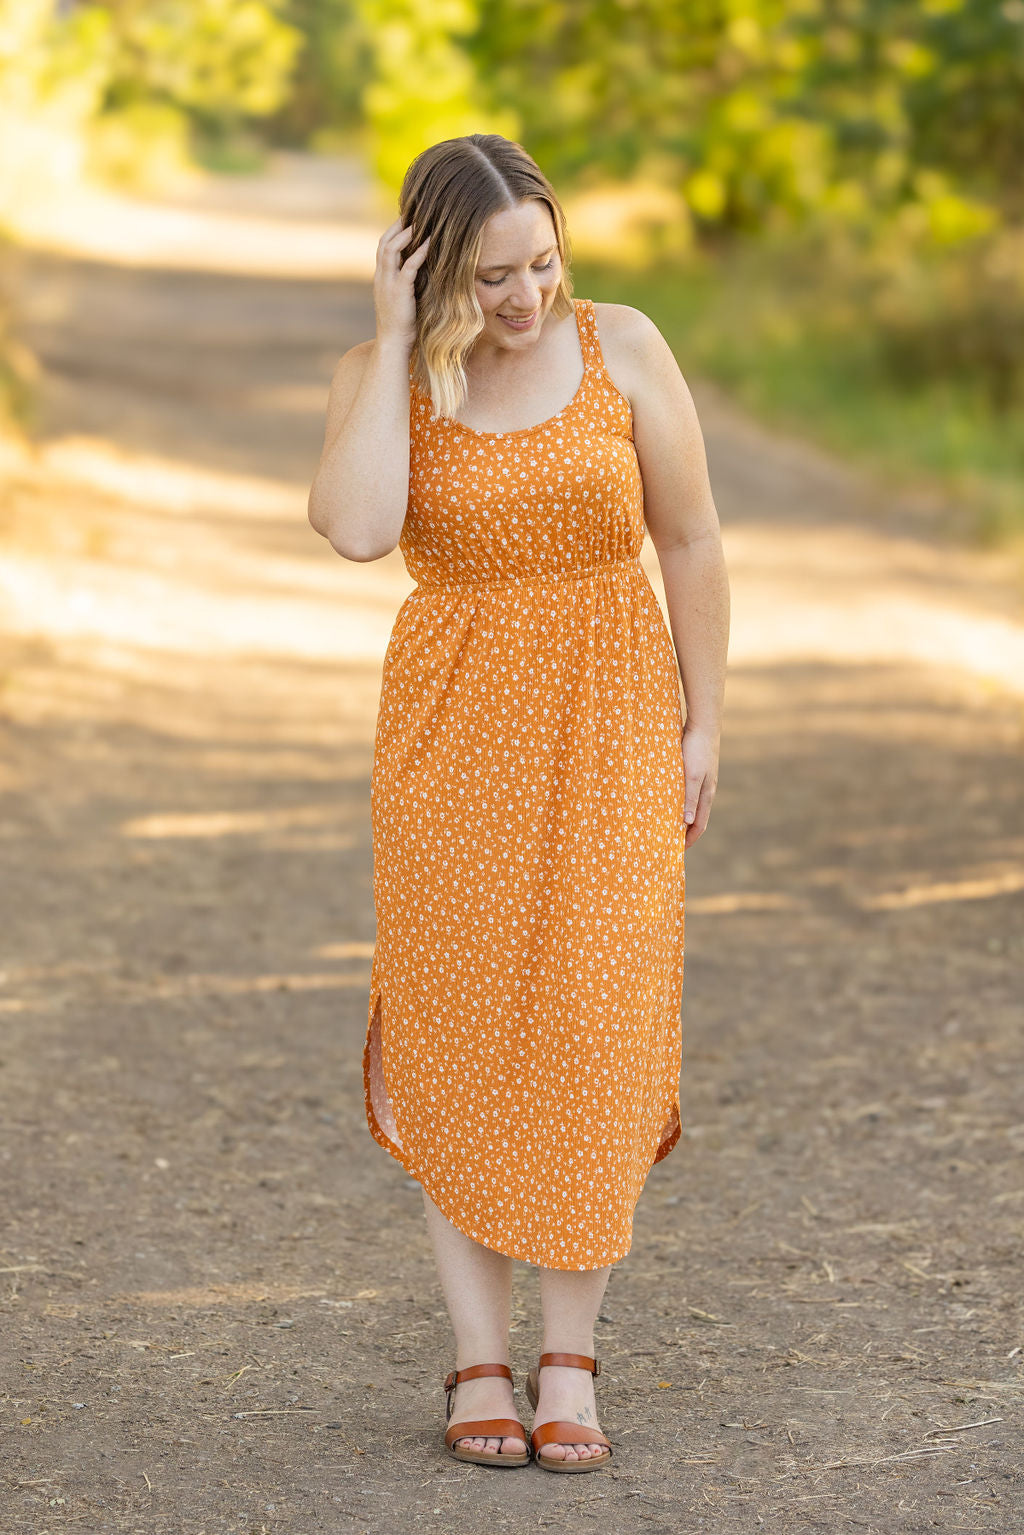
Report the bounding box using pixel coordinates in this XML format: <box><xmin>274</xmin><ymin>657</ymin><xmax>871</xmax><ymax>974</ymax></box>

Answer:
<box><xmin>1</xmin><ymin>153</ymin><xmax>1021</xmax><ymax>1534</ymax></box>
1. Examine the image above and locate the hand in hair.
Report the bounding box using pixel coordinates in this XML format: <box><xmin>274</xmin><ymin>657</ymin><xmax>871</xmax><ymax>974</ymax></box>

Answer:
<box><xmin>375</xmin><ymin>217</ymin><xmax>430</xmax><ymax>350</ymax></box>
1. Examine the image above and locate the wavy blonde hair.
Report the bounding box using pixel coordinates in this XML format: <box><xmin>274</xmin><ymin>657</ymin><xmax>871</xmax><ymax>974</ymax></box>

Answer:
<box><xmin>398</xmin><ymin>134</ymin><xmax>575</xmax><ymax>421</ymax></box>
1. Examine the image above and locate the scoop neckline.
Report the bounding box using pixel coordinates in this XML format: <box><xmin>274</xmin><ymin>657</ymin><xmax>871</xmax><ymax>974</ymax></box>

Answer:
<box><xmin>440</xmin><ymin>298</ymin><xmax>588</xmax><ymax>440</ymax></box>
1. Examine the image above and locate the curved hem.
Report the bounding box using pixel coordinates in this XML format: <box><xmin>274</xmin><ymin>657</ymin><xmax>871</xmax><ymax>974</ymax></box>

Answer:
<box><xmin>362</xmin><ymin>981</ymin><xmax>682</xmax><ymax>1272</ymax></box>
<box><xmin>653</xmin><ymin>1102</ymin><xmax>682</xmax><ymax>1165</ymax></box>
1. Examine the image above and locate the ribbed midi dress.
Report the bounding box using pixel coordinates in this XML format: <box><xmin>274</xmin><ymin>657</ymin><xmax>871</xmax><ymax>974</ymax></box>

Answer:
<box><xmin>363</xmin><ymin>298</ymin><xmax>686</xmax><ymax>1270</ymax></box>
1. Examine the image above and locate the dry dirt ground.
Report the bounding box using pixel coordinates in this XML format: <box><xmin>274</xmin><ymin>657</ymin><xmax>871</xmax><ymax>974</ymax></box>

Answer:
<box><xmin>1</xmin><ymin>153</ymin><xmax>1022</xmax><ymax>1535</ymax></box>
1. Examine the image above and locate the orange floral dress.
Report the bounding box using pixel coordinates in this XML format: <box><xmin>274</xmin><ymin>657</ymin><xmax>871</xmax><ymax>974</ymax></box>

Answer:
<box><xmin>363</xmin><ymin>298</ymin><xmax>686</xmax><ymax>1270</ymax></box>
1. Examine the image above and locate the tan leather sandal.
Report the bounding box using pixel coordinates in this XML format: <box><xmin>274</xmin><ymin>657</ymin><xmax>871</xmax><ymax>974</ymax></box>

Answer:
<box><xmin>525</xmin><ymin>1352</ymin><xmax>613</xmax><ymax>1473</ymax></box>
<box><xmin>443</xmin><ymin>1363</ymin><xmax>531</xmax><ymax>1468</ymax></box>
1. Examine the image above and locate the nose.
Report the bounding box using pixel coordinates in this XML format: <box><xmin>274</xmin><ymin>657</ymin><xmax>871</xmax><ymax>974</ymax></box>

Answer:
<box><xmin>506</xmin><ymin>272</ymin><xmax>542</xmax><ymax>311</ymax></box>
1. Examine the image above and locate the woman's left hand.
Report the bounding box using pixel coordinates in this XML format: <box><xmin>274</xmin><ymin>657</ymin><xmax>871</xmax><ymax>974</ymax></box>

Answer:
<box><xmin>681</xmin><ymin>722</ymin><xmax>720</xmax><ymax>848</ymax></box>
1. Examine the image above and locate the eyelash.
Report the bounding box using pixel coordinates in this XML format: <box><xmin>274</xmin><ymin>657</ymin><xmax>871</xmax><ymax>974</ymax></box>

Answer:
<box><xmin>480</xmin><ymin>257</ymin><xmax>555</xmax><ymax>287</ymax></box>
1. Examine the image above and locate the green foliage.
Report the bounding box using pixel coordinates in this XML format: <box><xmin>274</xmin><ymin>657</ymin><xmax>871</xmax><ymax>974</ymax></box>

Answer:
<box><xmin>861</xmin><ymin>224</ymin><xmax>1024</xmax><ymax>414</ymax></box>
<box><xmin>459</xmin><ymin>0</ymin><xmax>1021</xmax><ymax>240</ymax></box>
<box><xmin>579</xmin><ymin>232</ymin><xmax>1024</xmax><ymax>541</ymax></box>
<box><xmin>0</xmin><ymin>0</ymin><xmax>116</xmax><ymax>213</ymax></box>
<box><xmin>0</xmin><ymin>230</ymin><xmax>39</xmax><ymax>429</ymax></box>
<box><xmin>267</xmin><ymin>0</ymin><xmax>373</xmax><ymax>147</ymax></box>
<box><xmin>0</xmin><ymin>0</ymin><xmax>1019</xmax><ymax>525</ymax></box>
<box><xmin>354</xmin><ymin>0</ymin><xmax>517</xmax><ymax>190</ymax></box>
<box><xmin>410</xmin><ymin>0</ymin><xmax>1020</xmax><ymax>529</ymax></box>
<box><xmin>95</xmin><ymin>0</ymin><xmax>302</xmax><ymax>118</ymax></box>
<box><xmin>82</xmin><ymin>0</ymin><xmax>304</xmax><ymax>182</ymax></box>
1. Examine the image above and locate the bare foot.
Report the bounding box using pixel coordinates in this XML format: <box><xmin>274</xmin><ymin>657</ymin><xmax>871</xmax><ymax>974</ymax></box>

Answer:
<box><xmin>532</xmin><ymin>1363</ymin><xmax>608</xmax><ymax>1463</ymax></box>
<box><xmin>448</xmin><ymin>1373</ymin><xmax>527</xmax><ymax>1457</ymax></box>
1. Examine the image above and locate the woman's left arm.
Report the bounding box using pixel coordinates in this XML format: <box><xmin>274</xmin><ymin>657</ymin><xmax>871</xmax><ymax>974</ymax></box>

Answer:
<box><xmin>606</xmin><ymin>305</ymin><xmax>730</xmax><ymax>848</ymax></box>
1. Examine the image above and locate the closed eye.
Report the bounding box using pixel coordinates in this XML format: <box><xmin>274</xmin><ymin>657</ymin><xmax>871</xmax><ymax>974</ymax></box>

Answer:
<box><xmin>480</xmin><ymin>257</ymin><xmax>556</xmax><ymax>288</ymax></box>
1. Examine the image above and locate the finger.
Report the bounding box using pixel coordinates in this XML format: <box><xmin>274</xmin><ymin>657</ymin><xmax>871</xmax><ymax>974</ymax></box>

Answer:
<box><xmin>401</xmin><ymin>235</ymin><xmax>431</xmax><ymax>271</ymax></box>
<box><xmin>685</xmin><ymin>788</ymin><xmax>713</xmax><ymax>847</ymax></box>
<box><xmin>379</xmin><ymin>225</ymin><xmax>414</xmax><ymax>256</ymax></box>
<box><xmin>683</xmin><ymin>772</ymin><xmax>702</xmax><ymax>827</ymax></box>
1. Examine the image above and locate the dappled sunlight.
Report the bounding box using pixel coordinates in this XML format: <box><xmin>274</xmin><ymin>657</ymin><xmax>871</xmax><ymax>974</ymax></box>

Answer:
<box><xmin>4</xmin><ymin>171</ymin><xmax>1020</xmax><ymax>690</ymax></box>
<box><xmin>31</xmin><ymin>435</ymin><xmax>302</xmax><ymax>520</ymax></box>
<box><xmin>0</xmin><ymin>944</ymin><xmax>373</xmax><ymax>1018</ymax></box>
<box><xmin>720</xmin><ymin>523</ymin><xmax>1024</xmax><ymax>695</ymax></box>
<box><xmin>0</xmin><ymin>646</ymin><xmax>378</xmax><ymax>755</ymax></box>
<box><xmin>144</xmin><ymin>969</ymin><xmax>368</xmax><ymax>998</ymax></box>
<box><xmin>313</xmin><ymin>941</ymin><xmax>376</xmax><ymax>959</ymax></box>
<box><xmin>1</xmin><ymin>133</ymin><xmax>1020</xmax><ymax>1535</ymax></box>
<box><xmin>121</xmin><ymin>803</ymin><xmax>357</xmax><ymax>839</ymax></box>
<box><xmin>0</xmin><ymin>539</ymin><xmax>408</xmax><ymax>662</ymax></box>
<box><xmin>688</xmin><ymin>892</ymin><xmax>803</xmax><ymax>914</ymax></box>
<box><xmin>1</xmin><ymin>428</ymin><xmax>413</xmax><ymax>664</ymax></box>
<box><xmin>671</xmin><ymin>868</ymin><xmax>1024</xmax><ymax>917</ymax></box>
<box><xmin>1</xmin><ymin>971</ymin><xmax>369</xmax><ymax>1013</ymax></box>
<box><xmin>0</xmin><ymin>0</ymin><xmax>1019</xmax><ymax>1514</ymax></box>
<box><xmin>862</xmin><ymin>868</ymin><xmax>1024</xmax><ymax>910</ymax></box>
<box><xmin>4</xmin><ymin>163</ymin><xmax>382</xmax><ymax>281</ymax></box>
<box><xmin>562</xmin><ymin>180</ymin><xmax>692</xmax><ymax>267</ymax></box>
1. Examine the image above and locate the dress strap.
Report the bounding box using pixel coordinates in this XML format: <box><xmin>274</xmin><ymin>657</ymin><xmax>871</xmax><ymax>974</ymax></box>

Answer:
<box><xmin>574</xmin><ymin>298</ymin><xmax>603</xmax><ymax>374</ymax></box>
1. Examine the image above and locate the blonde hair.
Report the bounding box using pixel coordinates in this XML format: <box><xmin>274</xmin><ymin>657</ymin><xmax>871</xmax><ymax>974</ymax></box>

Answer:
<box><xmin>398</xmin><ymin>133</ymin><xmax>575</xmax><ymax>420</ymax></box>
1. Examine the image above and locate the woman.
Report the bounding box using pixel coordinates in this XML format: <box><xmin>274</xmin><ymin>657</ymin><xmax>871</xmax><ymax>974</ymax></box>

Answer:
<box><xmin>308</xmin><ymin>133</ymin><xmax>729</xmax><ymax>1472</ymax></box>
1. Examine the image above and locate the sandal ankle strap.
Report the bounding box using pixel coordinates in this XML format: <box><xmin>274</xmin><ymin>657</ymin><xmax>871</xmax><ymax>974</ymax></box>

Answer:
<box><xmin>537</xmin><ymin>1352</ymin><xmax>600</xmax><ymax>1376</ymax></box>
<box><xmin>443</xmin><ymin>1362</ymin><xmax>516</xmax><ymax>1425</ymax></box>
<box><xmin>444</xmin><ymin>1362</ymin><xmax>515</xmax><ymax>1392</ymax></box>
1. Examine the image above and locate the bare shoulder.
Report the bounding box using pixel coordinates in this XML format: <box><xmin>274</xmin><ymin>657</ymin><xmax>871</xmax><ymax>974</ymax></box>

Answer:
<box><xmin>592</xmin><ymin>300</ymin><xmax>662</xmax><ymax>346</ymax></box>
<box><xmin>330</xmin><ymin>337</ymin><xmax>375</xmax><ymax>386</ymax></box>
<box><xmin>321</xmin><ymin>338</ymin><xmax>377</xmax><ymax>434</ymax></box>
<box><xmin>591</xmin><ymin>301</ymin><xmax>689</xmax><ymax>408</ymax></box>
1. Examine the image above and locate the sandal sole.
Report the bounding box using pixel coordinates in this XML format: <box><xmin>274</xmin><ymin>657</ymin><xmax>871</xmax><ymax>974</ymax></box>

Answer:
<box><xmin>447</xmin><ymin>1447</ymin><xmax>531</xmax><ymax>1467</ymax></box>
<box><xmin>535</xmin><ymin>1451</ymin><xmax>611</xmax><ymax>1473</ymax></box>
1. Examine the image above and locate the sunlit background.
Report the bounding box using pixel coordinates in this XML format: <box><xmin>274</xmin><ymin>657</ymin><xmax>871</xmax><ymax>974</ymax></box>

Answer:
<box><xmin>1</xmin><ymin>10</ymin><xmax>1023</xmax><ymax>1528</ymax></box>
<box><xmin>2</xmin><ymin>0</ymin><xmax>1023</xmax><ymax>533</ymax></box>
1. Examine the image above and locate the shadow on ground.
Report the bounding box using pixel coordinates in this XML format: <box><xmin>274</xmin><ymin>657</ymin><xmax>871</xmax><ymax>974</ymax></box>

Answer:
<box><xmin>1</xmin><ymin>159</ymin><xmax>1022</xmax><ymax>1533</ymax></box>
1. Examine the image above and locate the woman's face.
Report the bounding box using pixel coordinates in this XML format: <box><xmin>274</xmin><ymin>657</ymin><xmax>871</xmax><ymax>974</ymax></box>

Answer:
<box><xmin>473</xmin><ymin>198</ymin><xmax>562</xmax><ymax>345</ymax></box>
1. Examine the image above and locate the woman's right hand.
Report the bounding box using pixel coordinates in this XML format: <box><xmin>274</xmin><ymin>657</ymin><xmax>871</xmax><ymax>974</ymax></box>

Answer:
<box><xmin>374</xmin><ymin>218</ymin><xmax>430</xmax><ymax>350</ymax></box>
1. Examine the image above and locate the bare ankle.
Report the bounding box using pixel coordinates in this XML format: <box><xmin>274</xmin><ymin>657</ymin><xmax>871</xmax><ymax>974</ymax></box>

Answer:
<box><xmin>540</xmin><ymin>1341</ymin><xmax>596</xmax><ymax>1359</ymax></box>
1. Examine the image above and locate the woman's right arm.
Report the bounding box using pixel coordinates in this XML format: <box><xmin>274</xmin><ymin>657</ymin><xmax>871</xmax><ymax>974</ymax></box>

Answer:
<box><xmin>307</xmin><ymin>219</ymin><xmax>430</xmax><ymax>561</ymax></box>
<box><xmin>307</xmin><ymin>335</ymin><xmax>415</xmax><ymax>560</ymax></box>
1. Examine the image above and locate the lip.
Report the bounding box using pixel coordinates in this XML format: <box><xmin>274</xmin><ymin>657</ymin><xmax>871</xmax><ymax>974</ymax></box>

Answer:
<box><xmin>497</xmin><ymin>310</ymin><xmax>538</xmax><ymax>331</ymax></box>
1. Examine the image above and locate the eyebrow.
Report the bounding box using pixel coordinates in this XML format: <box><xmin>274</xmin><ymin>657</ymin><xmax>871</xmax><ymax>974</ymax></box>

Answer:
<box><xmin>477</xmin><ymin>243</ymin><xmax>556</xmax><ymax>274</ymax></box>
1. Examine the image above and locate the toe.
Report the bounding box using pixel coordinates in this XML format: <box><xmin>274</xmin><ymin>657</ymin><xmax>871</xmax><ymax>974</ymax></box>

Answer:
<box><xmin>455</xmin><ymin>1430</ymin><xmax>526</xmax><ymax>1457</ymax></box>
<box><xmin>539</xmin><ymin>1440</ymin><xmax>607</xmax><ymax>1463</ymax></box>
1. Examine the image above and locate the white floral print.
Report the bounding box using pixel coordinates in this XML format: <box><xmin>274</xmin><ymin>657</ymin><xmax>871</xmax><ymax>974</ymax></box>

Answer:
<box><xmin>363</xmin><ymin>299</ymin><xmax>686</xmax><ymax>1270</ymax></box>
